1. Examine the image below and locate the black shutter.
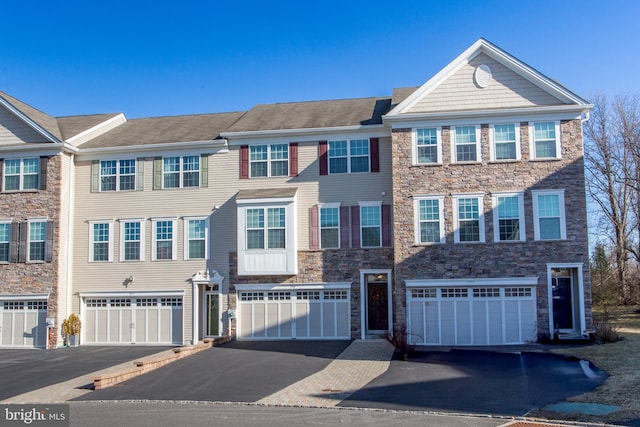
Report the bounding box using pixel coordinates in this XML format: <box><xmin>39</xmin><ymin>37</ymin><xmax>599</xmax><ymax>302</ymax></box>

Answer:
<box><xmin>45</xmin><ymin>221</ymin><xmax>54</xmax><ymax>262</ymax></box>
<box><xmin>39</xmin><ymin>157</ymin><xmax>48</xmax><ymax>190</ymax></box>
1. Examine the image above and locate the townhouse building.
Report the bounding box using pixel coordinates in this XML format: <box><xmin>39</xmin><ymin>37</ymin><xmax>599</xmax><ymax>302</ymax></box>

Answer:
<box><xmin>0</xmin><ymin>39</ymin><xmax>593</xmax><ymax>348</ymax></box>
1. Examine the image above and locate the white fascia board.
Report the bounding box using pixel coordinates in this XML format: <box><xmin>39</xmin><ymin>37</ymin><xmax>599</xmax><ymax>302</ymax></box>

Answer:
<box><xmin>405</xmin><ymin>277</ymin><xmax>539</xmax><ymax>287</ymax></box>
<box><xmin>235</xmin><ymin>282</ymin><xmax>352</xmax><ymax>292</ymax></box>
<box><xmin>384</xmin><ymin>105</ymin><xmax>591</xmax><ymax>129</ymax></box>
<box><xmin>0</xmin><ymin>144</ymin><xmax>66</xmax><ymax>156</ymax></box>
<box><xmin>236</xmin><ymin>196</ymin><xmax>296</xmax><ymax>205</ymax></box>
<box><xmin>75</xmin><ymin>139</ymin><xmax>229</xmax><ymax>160</ymax></box>
<box><xmin>223</xmin><ymin>125</ymin><xmax>388</xmax><ymax>145</ymax></box>
<box><xmin>0</xmin><ymin>97</ymin><xmax>62</xmax><ymax>144</ymax></box>
<box><xmin>0</xmin><ymin>293</ymin><xmax>50</xmax><ymax>301</ymax></box>
<box><xmin>79</xmin><ymin>290</ymin><xmax>185</xmax><ymax>298</ymax></box>
<box><xmin>66</xmin><ymin>113</ymin><xmax>127</xmax><ymax>144</ymax></box>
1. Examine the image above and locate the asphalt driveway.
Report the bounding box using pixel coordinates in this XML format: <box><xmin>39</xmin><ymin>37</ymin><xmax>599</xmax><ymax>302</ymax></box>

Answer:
<box><xmin>77</xmin><ymin>340</ymin><xmax>351</xmax><ymax>402</ymax></box>
<box><xmin>0</xmin><ymin>346</ymin><xmax>171</xmax><ymax>401</ymax></box>
<box><xmin>339</xmin><ymin>349</ymin><xmax>608</xmax><ymax>416</ymax></box>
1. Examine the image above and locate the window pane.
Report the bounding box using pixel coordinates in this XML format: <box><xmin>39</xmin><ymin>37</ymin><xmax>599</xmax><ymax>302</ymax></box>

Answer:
<box><xmin>458</xmin><ymin>198</ymin><xmax>479</xmax><ymax>220</ymax></box>
<box><xmin>22</xmin><ymin>159</ymin><xmax>39</xmax><ymax>190</ymax></box>
<box><xmin>155</xmin><ymin>221</ymin><xmax>173</xmax><ymax>259</ymax></box>
<box><xmin>457</xmin><ymin>198</ymin><xmax>480</xmax><ymax>242</ymax></box>
<box><xmin>270</xmin><ymin>160</ymin><xmax>288</xmax><ymax>176</ymax></box>
<box><xmin>362</xmin><ymin>227</ymin><xmax>381</xmax><ymax>247</ymax></box>
<box><xmin>189</xmin><ymin>240</ymin><xmax>205</xmax><ymax>259</ymax></box>
<box><xmin>418</xmin><ymin>145</ymin><xmax>437</xmax><ymax>163</ymax></box>
<box><xmin>537</xmin><ymin>195</ymin><xmax>560</xmax><ymax>217</ymax></box>
<box><xmin>320</xmin><ymin>229</ymin><xmax>339</xmax><ymax>249</ymax></box>
<box><xmin>188</xmin><ymin>219</ymin><xmax>206</xmax><ymax>259</ymax></box>
<box><xmin>499</xmin><ymin>219</ymin><xmax>520</xmax><ymax>241</ymax></box>
<box><xmin>29</xmin><ymin>222</ymin><xmax>46</xmax><ymax>261</ymax></box>
<box><xmin>246</xmin><ymin>209</ymin><xmax>264</xmax><ymax>229</ymax></box>
<box><xmin>251</xmin><ymin>162</ymin><xmax>267</xmax><ymax>177</ymax></box>
<box><xmin>329</xmin><ymin>157</ymin><xmax>348</xmax><ymax>174</ymax></box>
<box><xmin>268</xmin><ymin>229</ymin><xmax>285</xmax><ymax>249</ymax></box>
<box><xmin>420</xmin><ymin>222</ymin><xmax>440</xmax><ymax>243</ymax></box>
<box><xmin>329</xmin><ymin>141</ymin><xmax>348</xmax><ymax>173</ymax></box>
<box><xmin>459</xmin><ymin>220</ymin><xmax>480</xmax><ymax>242</ymax></box>
<box><xmin>320</xmin><ymin>207</ymin><xmax>339</xmax><ymax>249</ymax></box>
<box><xmin>419</xmin><ymin>199</ymin><xmax>441</xmax><ymax>243</ymax></box>
<box><xmin>250</xmin><ymin>146</ymin><xmax>268</xmax><ymax>161</ymax></box>
<box><xmin>247</xmin><ymin>230</ymin><xmax>264</xmax><ymax>249</ymax></box>
<box><xmin>350</xmin><ymin>139</ymin><xmax>369</xmax><ymax>172</ymax></box>
<box><xmin>320</xmin><ymin>208</ymin><xmax>339</xmax><ymax>227</ymax></box>
<box><xmin>455</xmin><ymin>126</ymin><xmax>477</xmax><ymax>162</ymax></box>
<box><xmin>417</xmin><ymin>129</ymin><xmax>438</xmax><ymax>163</ymax></box>
<box><xmin>540</xmin><ymin>218</ymin><xmax>561</xmax><ymax>240</ymax></box>
<box><xmin>163</xmin><ymin>157</ymin><xmax>180</xmax><ymax>188</ymax></box>
<box><xmin>267</xmin><ymin>208</ymin><xmax>285</xmax><ymax>228</ymax></box>
<box><xmin>535</xmin><ymin>141</ymin><xmax>556</xmax><ymax>158</ymax></box>
<box><xmin>419</xmin><ymin>199</ymin><xmax>439</xmax><ymax>221</ymax></box>
<box><xmin>0</xmin><ymin>224</ymin><xmax>9</xmax><ymax>262</ymax></box>
<box><xmin>534</xmin><ymin>122</ymin><xmax>557</xmax><ymax>158</ymax></box>
<box><xmin>124</xmin><ymin>222</ymin><xmax>140</xmax><ymax>261</ymax></box>
<box><xmin>4</xmin><ymin>160</ymin><xmax>20</xmax><ymax>191</ymax></box>
<box><xmin>182</xmin><ymin>156</ymin><xmax>200</xmax><ymax>187</ymax></box>
<box><xmin>361</xmin><ymin>206</ymin><xmax>381</xmax><ymax>247</ymax></box>
<box><xmin>119</xmin><ymin>159</ymin><xmax>136</xmax><ymax>190</ymax></box>
<box><xmin>156</xmin><ymin>241</ymin><xmax>173</xmax><ymax>259</ymax></box>
<box><xmin>124</xmin><ymin>242</ymin><xmax>140</xmax><ymax>261</ymax></box>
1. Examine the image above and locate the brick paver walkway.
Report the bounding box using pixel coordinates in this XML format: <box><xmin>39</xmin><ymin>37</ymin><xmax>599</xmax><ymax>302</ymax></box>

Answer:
<box><xmin>258</xmin><ymin>339</ymin><xmax>395</xmax><ymax>407</ymax></box>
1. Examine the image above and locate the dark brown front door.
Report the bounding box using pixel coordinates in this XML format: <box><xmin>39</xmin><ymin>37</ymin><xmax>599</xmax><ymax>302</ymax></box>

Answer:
<box><xmin>367</xmin><ymin>275</ymin><xmax>389</xmax><ymax>332</ymax></box>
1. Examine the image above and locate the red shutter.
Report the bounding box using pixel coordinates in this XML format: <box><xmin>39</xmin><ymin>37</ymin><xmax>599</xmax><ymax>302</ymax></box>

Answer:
<box><xmin>289</xmin><ymin>143</ymin><xmax>298</xmax><ymax>177</ymax></box>
<box><xmin>340</xmin><ymin>206</ymin><xmax>350</xmax><ymax>248</ymax></box>
<box><xmin>381</xmin><ymin>204</ymin><xmax>392</xmax><ymax>247</ymax></box>
<box><xmin>350</xmin><ymin>206</ymin><xmax>361</xmax><ymax>248</ymax></box>
<box><xmin>39</xmin><ymin>157</ymin><xmax>48</xmax><ymax>190</ymax></box>
<box><xmin>309</xmin><ymin>206</ymin><xmax>319</xmax><ymax>250</ymax></box>
<box><xmin>370</xmin><ymin>138</ymin><xmax>380</xmax><ymax>173</ymax></box>
<box><xmin>240</xmin><ymin>145</ymin><xmax>249</xmax><ymax>179</ymax></box>
<box><xmin>318</xmin><ymin>141</ymin><xmax>328</xmax><ymax>175</ymax></box>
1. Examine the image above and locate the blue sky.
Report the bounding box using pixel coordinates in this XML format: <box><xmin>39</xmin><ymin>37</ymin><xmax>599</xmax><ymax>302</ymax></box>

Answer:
<box><xmin>1</xmin><ymin>0</ymin><xmax>638</xmax><ymax>118</ymax></box>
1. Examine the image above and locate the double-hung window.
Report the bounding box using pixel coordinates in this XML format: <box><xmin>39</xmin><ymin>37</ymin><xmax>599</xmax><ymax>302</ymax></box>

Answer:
<box><xmin>0</xmin><ymin>222</ymin><xmax>9</xmax><ymax>262</ymax></box>
<box><xmin>120</xmin><ymin>220</ymin><xmax>144</xmax><ymax>261</ymax></box>
<box><xmin>250</xmin><ymin>144</ymin><xmax>289</xmax><ymax>177</ymax></box>
<box><xmin>163</xmin><ymin>156</ymin><xmax>200</xmax><ymax>188</ymax></box>
<box><xmin>329</xmin><ymin>139</ymin><xmax>370</xmax><ymax>173</ymax></box>
<box><xmin>531</xmin><ymin>121</ymin><xmax>561</xmax><ymax>159</ymax></box>
<box><xmin>452</xmin><ymin>126</ymin><xmax>480</xmax><ymax>163</ymax></box>
<box><xmin>360</xmin><ymin>203</ymin><xmax>381</xmax><ymax>248</ymax></box>
<box><xmin>414</xmin><ymin>128</ymin><xmax>441</xmax><ymax>164</ymax></box>
<box><xmin>152</xmin><ymin>218</ymin><xmax>177</xmax><ymax>260</ymax></box>
<box><xmin>246</xmin><ymin>208</ymin><xmax>286</xmax><ymax>249</ymax></box>
<box><xmin>90</xmin><ymin>221</ymin><xmax>113</xmax><ymax>262</ymax></box>
<box><xmin>414</xmin><ymin>196</ymin><xmax>445</xmax><ymax>244</ymax></box>
<box><xmin>184</xmin><ymin>217</ymin><xmax>209</xmax><ymax>260</ymax></box>
<box><xmin>492</xmin><ymin>192</ymin><xmax>525</xmax><ymax>242</ymax></box>
<box><xmin>319</xmin><ymin>205</ymin><xmax>340</xmax><ymax>249</ymax></box>
<box><xmin>532</xmin><ymin>190</ymin><xmax>566</xmax><ymax>240</ymax></box>
<box><xmin>28</xmin><ymin>220</ymin><xmax>47</xmax><ymax>262</ymax></box>
<box><xmin>491</xmin><ymin>124</ymin><xmax>520</xmax><ymax>161</ymax></box>
<box><xmin>100</xmin><ymin>159</ymin><xmax>136</xmax><ymax>191</ymax></box>
<box><xmin>453</xmin><ymin>194</ymin><xmax>485</xmax><ymax>243</ymax></box>
<box><xmin>4</xmin><ymin>158</ymin><xmax>39</xmax><ymax>191</ymax></box>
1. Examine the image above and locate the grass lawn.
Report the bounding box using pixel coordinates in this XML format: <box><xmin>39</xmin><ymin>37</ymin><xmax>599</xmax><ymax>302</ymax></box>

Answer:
<box><xmin>530</xmin><ymin>305</ymin><xmax>640</xmax><ymax>425</ymax></box>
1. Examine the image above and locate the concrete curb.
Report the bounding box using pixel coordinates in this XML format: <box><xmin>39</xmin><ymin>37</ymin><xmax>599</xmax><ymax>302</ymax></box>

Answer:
<box><xmin>93</xmin><ymin>337</ymin><xmax>230</xmax><ymax>390</ymax></box>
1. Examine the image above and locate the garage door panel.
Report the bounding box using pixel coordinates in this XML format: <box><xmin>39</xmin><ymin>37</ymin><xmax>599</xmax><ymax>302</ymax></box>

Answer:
<box><xmin>308</xmin><ymin>303</ymin><xmax>322</xmax><ymax>337</ymax></box>
<box><xmin>472</xmin><ymin>301</ymin><xmax>488</xmax><ymax>345</ymax></box>
<box><xmin>335</xmin><ymin>302</ymin><xmax>349</xmax><ymax>337</ymax></box>
<box><xmin>440</xmin><ymin>301</ymin><xmax>456</xmax><ymax>345</ymax></box>
<box><xmin>295</xmin><ymin>302</ymin><xmax>310</xmax><ymax>338</ymax></box>
<box><xmin>456</xmin><ymin>301</ymin><xmax>471</xmax><ymax>345</ymax></box>
<box><xmin>253</xmin><ymin>303</ymin><xmax>266</xmax><ymax>338</ymax></box>
<box><xmin>488</xmin><ymin>300</ymin><xmax>504</xmax><ymax>345</ymax></box>
<box><xmin>504</xmin><ymin>300</ymin><xmax>520</xmax><ymax>343</ymax></box>
<box><xmin>520</xmin><ymin>301</ymin><xmax>537</xmax><ymax>342</ymax></box>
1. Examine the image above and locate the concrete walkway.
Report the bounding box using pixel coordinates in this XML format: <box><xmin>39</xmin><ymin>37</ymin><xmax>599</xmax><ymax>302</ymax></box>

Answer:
<box><xmin>258</xmin><ymin>339</ymin><xmax>395</xmax><ymax>407</ymax></box>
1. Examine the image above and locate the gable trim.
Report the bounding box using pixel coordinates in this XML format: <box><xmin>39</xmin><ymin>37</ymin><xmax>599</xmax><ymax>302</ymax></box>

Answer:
<box><xmin>65</xmin><ymin>113</ymin><xmax>127</xmax><ymax>144</ymax></box>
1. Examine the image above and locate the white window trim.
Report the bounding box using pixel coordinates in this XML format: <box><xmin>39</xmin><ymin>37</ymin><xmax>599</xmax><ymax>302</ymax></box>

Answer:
<box><xmin>183</xmin><ymin>216</ymin><xmax>210</xmax><ymax>261</ymax></box>
<box><xmin>529</xmin><ymin>121</ymin><xmax>561</xmax><ymax>160</ymax></box>
<box><xmin>163</xmin><ymin>156</ymin><xmax>200</xmax><ymax>189</ymax></box>
<box><xmin>318</xmin><ymin>203</ymin><xmax>341</xmax><ymax>249</ymax></box>
<box><xmin>328</xmin><ymin>139</ymin><xmax>370</xmax><ymax>174</ymax></box>
<box><xmin>489</xmin><ymin>123</ymin><xmax>521</xmax><ymax>161</ymax></box>
<box><xmin>27</xmin><ymin>219</ymin><xmax>48</xmax><ymax>263</ymax></box>
<box><xmin>491</xmin><ymin>192</ymin><xmax>525</xmax><ymax>242</ymax></box>
<box><xmin>452</xmin><ymin>193</ymin><xmax>485</xmax><ymax>243</ymax></box>
<box><xmin>3</xmin><ymin>158</ymin><xmax>39</xmax><ymax>191</ymax></box>
<box><xmin>359</xmin><ymin>201</ymin><xmax>382</xmax><ymax>248</ymax></box>
<box><xmin>151</xmin><ymin>218</ymin><xmax>178</xmax><ymax>261</ymax></box>
<box><xmin>249</xmin><ymin>144</ymin><xmax>289</xmax><ymax>178</ymax></box>
<box><xmin>88</xmin><ymin>220</ymin><xmax>114</xmax><ymax>263</ymax></box>
<box><xmin>412</xmin><ymin>127</ymin><xmax>443</xmax><ymax>165</ymax></box>
<box><xmin>413</xmin><ymin>195</ymin><xmax>446</xmax><ymax>245</ymax></box>
<box><xmin>532</xmin><ymin>189</ymin><xmax>566</xmax><ymax>241</ymax></box>
<box><xmin>451</xmin><ymin>125</ymin><xmax>481</xmax><ymax>164</ymax></box>
<box><xmin>119</xmin><ymin>219</ymin><xmax>145</xmax><ymax>262</ymax></box>
<box><xmin>100</xmin><ymin>159</ymin><xmax>137</xmax><ymax>192</ymax></box>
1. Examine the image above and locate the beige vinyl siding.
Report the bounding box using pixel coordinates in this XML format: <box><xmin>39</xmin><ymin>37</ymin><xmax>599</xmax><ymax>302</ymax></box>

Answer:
<box><xmin>410</xmin><ymin>53</ymin><xmax>564</xmax><ymax>114</ymax></box>
<box><xmin>0</xmin><ymin>106</ymin><xmax>49</xmax><ymax>144</ymax></box>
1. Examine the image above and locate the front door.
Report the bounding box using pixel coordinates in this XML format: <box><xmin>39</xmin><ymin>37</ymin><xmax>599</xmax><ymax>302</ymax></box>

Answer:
<box><xmin>366</xmin><ymin>273</ymin><xmax>389</xmax><ymax>333</ymax></box>
<box><xmin>204</xmin><ymin>291</ymin><xmax>219</xmax><ymax>337</ymax></box>
<box><xmin>552</xmin><ymin>276</ymin><xmax>573</xmax><ymax>330</ymax></box>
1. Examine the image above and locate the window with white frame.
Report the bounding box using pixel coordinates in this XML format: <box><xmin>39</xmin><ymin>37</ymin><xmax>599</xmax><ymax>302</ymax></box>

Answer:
<box><xmin>532</xmin><ymin>190</ymin><xmax>566</xmax><ymax>240</ymax></box>
<box><xmin>90</xmin><ymin>222</ymin><xmax>112</xmax><ymax>262</ymax></box>
<box><xmin>452</xmin><ymin>126</ymin><xmax>480</xmax><ymax>163</ymax></box>
<box><xmin>414</xmin><ymin>196</ymin><xmax>445</xmax><ymax>244</ymax></box>
<box><xmin>100</xmin><ymin>159</ymin><xmax>136</xmax><ymax>191</ymax></box>
<box><xmin>360</xmin><ymin>203</ymin><xmax>381</xmax><ymax>247</ymax></box>
<box><xmin>163</xmin><ymin>156</ymin><xmax>200</xmax><ymax>188</ymax></box>
<box><xmin>152</xmin><ymin>219</ymin><xmax>177</xmax><ymax>260</ymax></box>
<box><xmin>329</xmin><ymin>139</ymin><xmax>369</xmax><ymax>173</ymax></box>
<box><xmin>3</xmin><ymin>158</ymin><xmax>39</xmax><ymax>191</ymax></box>
<box><xmin>491</xmin><ymin>124</ymin><xmax>520</xmax><ymax>161</ymax></box>
<box><xmin>531</xmin><ymin>121</ymin><xmax>560</xmax><ymax>159</ymax></box>
<box><xmin>184</xmin><ymin>217</ymin><xmax>209</xmax><ymax>260</ymax></box>
<box><xmin>492</xmin><ymin>193</ymin><xmax>525</xmax><ymax>242</ymax></box>
<box><xmin>28</xmin><ymin>220</ymin><xmax>47</xmax><ymax>261</ymax></box>
<box><xmin>121</xmin><ymin>220</ymin><xmax>144</xmax><ymax>261</ymax></box>
<box><xmin>246</xmin><ymin>208</ymin><xmax>286</xmax><ymax>249</ymax></box>
<box><xmin>414</xmin><ymin>127</ymin><xmax>441</xmax><ymax>164</ymax></box>
<box><xmin>0</xmin><ymin>222</ymin><xmax>9</xmax><ymax>262</ymax></box>
<box><xmin>250</xmin><ymin>144</ymin><xmax>288</xmax><ymax>177</ymax></box>
<box><xmin>453</xmin><ymin>194</ymin><xmax>484</xmax><ymax>243</ymax></box>
<box><xmin>319</xmin><ymin>205</ymin><xmax>340</xmax><ymax>249</ymax></box>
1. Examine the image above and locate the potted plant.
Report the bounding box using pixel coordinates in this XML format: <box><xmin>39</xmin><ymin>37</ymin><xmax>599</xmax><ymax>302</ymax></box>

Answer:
<box><xmin>62</xmin><ymin>313</ymin><xmax>81</xmax><ymax>347</ymax></box>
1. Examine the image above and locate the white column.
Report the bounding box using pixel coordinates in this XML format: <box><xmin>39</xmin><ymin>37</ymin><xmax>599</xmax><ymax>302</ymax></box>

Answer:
<box><xmin>192</xmin><ymin>282</ymin><xmax>199</xmax><ymax>345</ymax></box>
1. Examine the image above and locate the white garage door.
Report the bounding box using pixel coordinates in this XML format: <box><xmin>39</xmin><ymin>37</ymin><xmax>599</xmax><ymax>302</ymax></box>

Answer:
<box><xmin>0</xmin><ymin>300</ymin><xmax>47</xmax><ymax>348</ymax></box>
<box><xmin>83</xmin><ymin>297</ymin><xmax>183</xmax><ymax>345</ymax></box>
<box><xmin>237</xmin><ymin>289</ymin><xmax>350</xmax><ymax>340</ymax></box>
<box><xmin>407</xmin><ymin>286</ymin><xmax>537</xmax><ymax>345</ymax></box>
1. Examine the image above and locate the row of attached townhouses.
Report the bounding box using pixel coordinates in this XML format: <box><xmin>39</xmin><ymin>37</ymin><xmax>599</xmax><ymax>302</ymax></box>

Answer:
<box><xmin>0</xmin><ymin>39</ymin><xmax>593</xmax><ymax>349</ymax></box>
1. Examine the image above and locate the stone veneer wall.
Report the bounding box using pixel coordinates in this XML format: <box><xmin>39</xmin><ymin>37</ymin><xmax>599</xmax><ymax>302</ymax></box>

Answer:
<box><xmin>229</xmin><ymin>248</ymin><xmax>394</xmax><ymax>339</ymax></box>
<box><xmin>391</xmin><ymin>119</ymin><xmax>592</xmax><ymax>339</ymax></box>
<box><xmin>0</xmin><ymin>155</ymin><xmax>62</xmax><ymax>347</ymax></box>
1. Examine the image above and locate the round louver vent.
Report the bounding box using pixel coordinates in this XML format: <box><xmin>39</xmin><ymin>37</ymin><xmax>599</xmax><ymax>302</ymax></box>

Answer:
<box><xmin>474</xmin><ymin>64</ymin><xmax>492</xmax><ymax>88</ymax></box>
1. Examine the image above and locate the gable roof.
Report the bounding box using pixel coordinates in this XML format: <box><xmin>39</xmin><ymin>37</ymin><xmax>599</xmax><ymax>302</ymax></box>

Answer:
<box><xmin>387</xmin><ymin>38</ymin><xmax>591</xmax><ymax>118</ymax></box>
<box><xmin>0</xmin><ymin>91</ymin><xmax>63</xmax><ymax>142</ymax></box>
<box><xmin>223</xmin><ymin>96</ymin><xmax>392</xmax><ymax>134</ymax></box>
<box><xmin>57</xmin><ymin>113</ymin><xmax>122</xmax><ymax>141</ymax></box>
<box><xmin>79</xmin><ymin>112</ymin><xmax>245</xmax><ymax>149</ymax></box>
